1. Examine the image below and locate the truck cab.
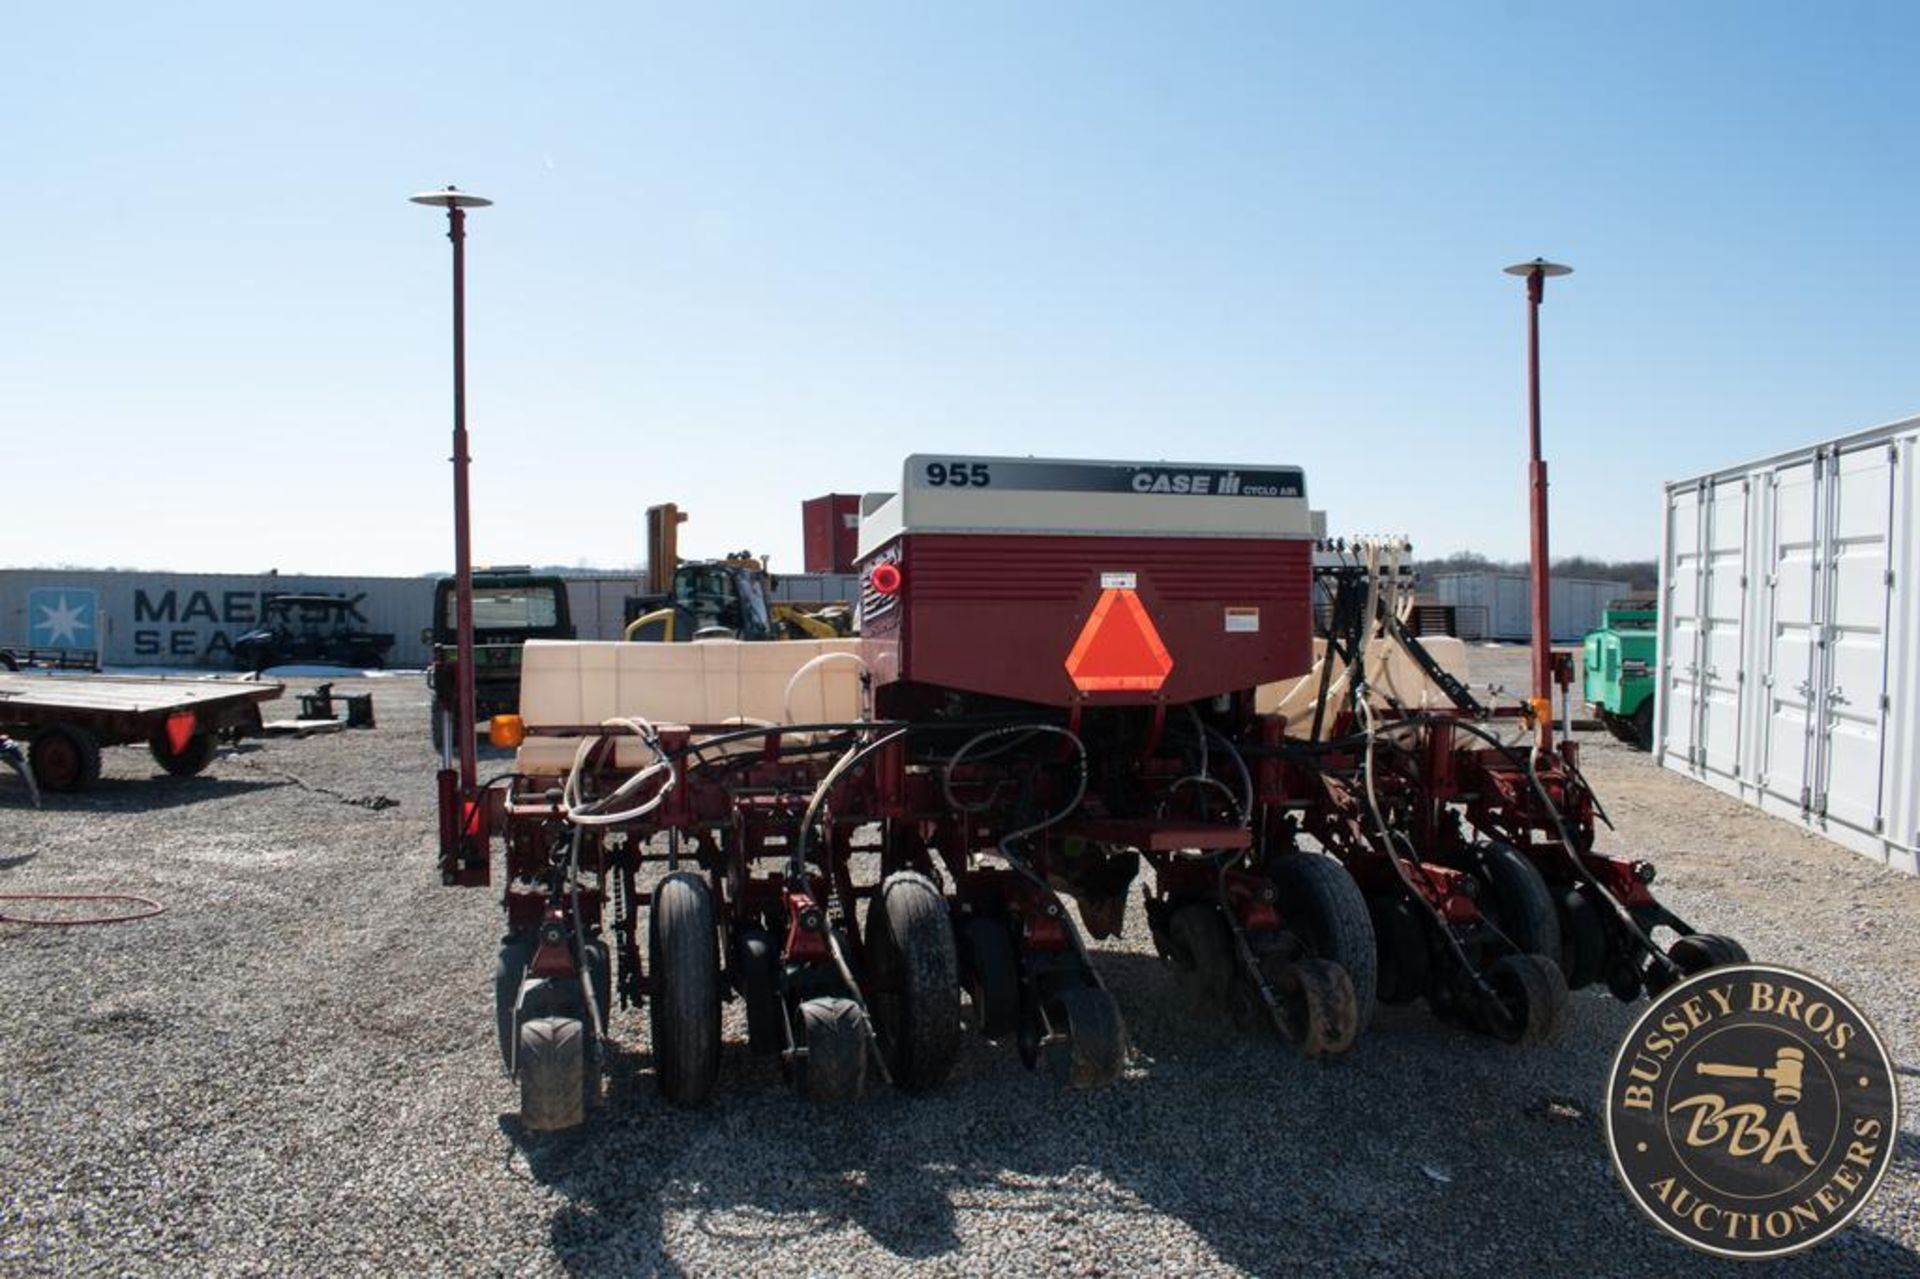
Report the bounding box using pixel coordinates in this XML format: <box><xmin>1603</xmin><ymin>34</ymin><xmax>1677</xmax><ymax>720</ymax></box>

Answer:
<box><xmin>429</xmin><ymin>570</ymin><xmax>575</xmax><ymax>748</ymax></box>
<box><xmin>1582</xmin><ymin>599</ymin><xmax>1658</xmax><ymax>749</ymax></box>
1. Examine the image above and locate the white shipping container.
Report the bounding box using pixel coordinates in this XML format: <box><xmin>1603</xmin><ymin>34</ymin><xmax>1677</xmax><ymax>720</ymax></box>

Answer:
<box><xmin>1657</xmin><ymin>413</ymin><xmax>1919</xmax><ymax>875</ymax></box>
<box><xmin>1429</xmin><ymin>571</ymin><xmax>1630</xmax><ymax>642</ymax></box>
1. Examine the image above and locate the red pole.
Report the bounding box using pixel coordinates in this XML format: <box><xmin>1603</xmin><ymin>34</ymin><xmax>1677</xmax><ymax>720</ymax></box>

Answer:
<box><xmin>448</xmin><ymin>205</ymin><xmax>478</xmax><ymax>795</ymax></box>
<box><xmin>1526</xmin><ymin>265</ymin><xmax>1552</xmax><ymax>750</ymax></box>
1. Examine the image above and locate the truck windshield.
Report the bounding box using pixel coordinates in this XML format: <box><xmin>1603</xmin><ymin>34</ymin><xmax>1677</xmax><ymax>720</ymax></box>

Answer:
<box><xmin>449</xmin><ymin>587</ymin><xmax>562</xmax><ymax>630</ymax></box>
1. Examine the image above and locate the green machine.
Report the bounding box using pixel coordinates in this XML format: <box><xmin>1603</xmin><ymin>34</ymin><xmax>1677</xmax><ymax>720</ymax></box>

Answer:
<box><xmin>1582</xmin><ymin>600</ymin><xmax>1658</xmax><ymax>749</ymax></box>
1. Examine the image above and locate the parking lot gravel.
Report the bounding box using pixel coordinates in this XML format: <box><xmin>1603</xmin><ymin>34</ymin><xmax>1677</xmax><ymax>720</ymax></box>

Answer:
<box><xmin>1</xmin><ymin>661</ymin><xmax>1916</xmax><ymax>1276</ymax></box>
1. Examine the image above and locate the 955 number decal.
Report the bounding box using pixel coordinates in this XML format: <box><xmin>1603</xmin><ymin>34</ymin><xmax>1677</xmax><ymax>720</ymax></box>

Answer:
<box><xmin>923</xmin><ymin>461</ymin><xmax>992</xmax><ymax>488</ymax></box>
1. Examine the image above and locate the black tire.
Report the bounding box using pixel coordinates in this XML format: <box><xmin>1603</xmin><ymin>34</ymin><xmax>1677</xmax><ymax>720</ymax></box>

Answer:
<box><xmin>1471</xmin><ymin>843</ymin><xmax>1562</xmax><ymax>964</ymax></box>
<box><xmin>1167</xmin><ymin>903</ymin><xmax>1235</xmax><ymax>1009</ymax></box>
<box><xmin>1481</xmin><ymin>954</ymin><xmax>1569</xmax><ymax>1045</ymax></box>
<box><xmin>1269</xmin><ymin>853</ymin><xmax>1378</xmax><ymax>1033</ymax></box>
<box><xmin>518</xmin><ymin>1016</ymin><xmax>587</xmax><ymax>1131</ymax></box>
<box><xmin>1369</xmin><ymin>894</ymin><xmax>1431</xmax><ymax>1005</ymax></box>
<box><xmin>865</xmin><ymin>872</ymin><xmax>961</xmax><ymax>1092</ymax></box>
<box><xmin>795</xmin><ymin>996</ymin><xmax>868</xmax><ymax>1102</ymax></box>
<box><xmin>494</xmin><ymin>937</ymin><xmax>536</xmax><ymax>1070</ymax></box>
<box><xmin>1631</xmin><ymin>700</ymin><xmax>1654</xmax><ymax>752</ymax></box>
<box><xmin>1559</xmin><ymin>887</ymin><xmax>1608</xmax><ymax>991</ymax></box>
<box><xmin>649</xmin><ymin>872</ymin><xmax>721</xmax><ymax>1105</ymax></box>
<box><xmin>1599</xmin><ymin>711</ymin><xmax>1636</xmax><ymax>744</ymax></box>
<box><xmin>1266</xmin><ymin>956</ymin><xmax>1360</xmax><ymax>1057</ymax></box>
<box><xmin>737</xmin><ymin>926</ymin><xmax>784</xmax><ymax>1057</ymax></box>
<box><xmin>0</xmin><ymin>651</ymin><xmax>16</xmax><ymax>671</ymax></box>
<box><xmin>29</xmin><ymin>723</ymin><xmax>101</xmax><ymax>793</ymax></box>
<box><xmin>1669</xmin><ymin>932</ymin><xmax>1748</xmax><ymax>977</ymax></box>
<box><xmin>149</xmin><ymin>728</ymin><xmax>217</xmax><ymax>778</ymax></box>
<box><xmin>581</xmin><ymin>938</ymin><xmax>612</xmax><ymax>1035</ymax></box>
<box><xmin>959</xmin><ymin>914</ymin><xmax>1021</xmax><ymax>1041</ymax></box>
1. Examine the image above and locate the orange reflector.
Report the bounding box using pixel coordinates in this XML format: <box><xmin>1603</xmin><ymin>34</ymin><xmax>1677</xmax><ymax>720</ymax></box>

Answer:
<box><xmin>164</xmin><ymin>711</ymin><xmax>197</xmax><ymax>755</ymax></box>
<box><xmin>1064</xmin><ymin>589</ymin><xmax>1173</xmax><ymax>692</ymax></box>
<box><xmin>489</xmin><ymin>714</ymin><xmax>526</xmax><ymax>749</ymax></box>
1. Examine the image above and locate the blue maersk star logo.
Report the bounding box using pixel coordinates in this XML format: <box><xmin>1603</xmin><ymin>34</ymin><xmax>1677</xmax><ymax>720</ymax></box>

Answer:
<box><xmin>27</xmin><ymin>588</ymin><xmax>98</xmax><ymax>648</ymax></box>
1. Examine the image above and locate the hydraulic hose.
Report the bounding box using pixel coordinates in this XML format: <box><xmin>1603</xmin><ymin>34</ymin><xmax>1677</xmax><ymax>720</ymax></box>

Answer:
<box><xmin>1355</xmin><ymin>694</ymin><xmax>1493</xmax><ymax>996</ymax></box>
<box><xmin>782</xmin><ymin>651</ymin><xmax>871</xmax><ymax>725</ymax></box>
<box><xmin>0</xmin><ymin>893</ymin><xmax>165</xmax><ymax>927</ymax></box>
<box><xmin>1351</xmin><ymin>706</ymin><xmax>1674</xmax><ymax>979</ymax></box>
<box><xmin>790</xmin><ymin>728</ymin><xmax>911</xmax><ymax>880</ymax></box>
<box><xmin>561</xmin><ymin>716</ymin><xmax>678</xmax><ymax>827</ymax></box>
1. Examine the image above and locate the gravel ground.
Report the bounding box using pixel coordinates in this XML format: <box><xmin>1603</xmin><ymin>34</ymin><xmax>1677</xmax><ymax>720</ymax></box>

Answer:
<box><xmin>1</xmin><ymin>658</ymin><xmax>1915</xmax><ymax>1276</ymax></box>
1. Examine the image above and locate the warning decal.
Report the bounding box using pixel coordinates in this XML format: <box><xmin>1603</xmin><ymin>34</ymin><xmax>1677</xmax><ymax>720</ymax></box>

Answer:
<box><xmin>1064</xmin><ymin>589</ymin><xmax>1174</xmax><ymax>692</ymax></box>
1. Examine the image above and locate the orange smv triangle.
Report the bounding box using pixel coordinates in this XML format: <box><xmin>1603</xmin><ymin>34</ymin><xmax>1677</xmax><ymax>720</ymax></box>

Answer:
<box><xmin>1064</xmin><ymin>589</ymin><xmax>1174</xmax><ymax>692</ymax></box>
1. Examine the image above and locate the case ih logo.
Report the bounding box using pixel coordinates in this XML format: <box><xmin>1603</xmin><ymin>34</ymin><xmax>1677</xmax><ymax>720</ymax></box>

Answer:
<box><xmin>1127</xmin><ymin>468</ymin><xmax>1299</xmax><ymax>497</ymax></box>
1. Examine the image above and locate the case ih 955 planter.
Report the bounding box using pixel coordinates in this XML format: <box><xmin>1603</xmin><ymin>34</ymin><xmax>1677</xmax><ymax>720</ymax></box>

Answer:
<box><xmin>436</xmin><ymin>455</ymin><xmax>1745</xmax><ymax>1130</ymax></box>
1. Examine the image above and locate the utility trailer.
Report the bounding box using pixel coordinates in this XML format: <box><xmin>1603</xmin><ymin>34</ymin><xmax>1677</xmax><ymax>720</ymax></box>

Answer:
<box><xmin>438</xmin><ymin>454</ymin><xmax>1749</xmax><ymax>1132</ymax></box>
<box><xmin>0</xmin><ymin>646</ymin><xmax>101</xmax><ymax>673</ymax></box>
<box><xmin>0</xmin><ymin>672</ymin><xmax>282</xmax><ymax>792</ymax></box>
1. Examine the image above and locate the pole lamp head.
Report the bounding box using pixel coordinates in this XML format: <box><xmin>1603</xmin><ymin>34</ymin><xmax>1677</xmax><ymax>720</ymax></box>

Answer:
<box><xmin>409</xmin><ymin>186</ymin><xmax>493</xmax><ymax>210</ymax></box>
<box><xmin>1504</xmin><ymin>258</ymin><xmax>1571</xmax><ymax>303</ymax></box>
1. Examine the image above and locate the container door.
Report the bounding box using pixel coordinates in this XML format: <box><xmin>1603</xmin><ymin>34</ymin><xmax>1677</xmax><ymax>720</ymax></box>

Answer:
<box><xmin>1760</xmin><ymin>456</ymin><xmax>1824</xmax><ymax>811</ymax></box>
<box><xmin>1497</xmin><ymin>575</ymin><xmax>1529</xmax><ymax>642</ymax></box>
<box><xmin>1663</xmin><ymin>483</ymin><xmax>1707</xmax><ymax>766</ymax></box>
<box><xmin>1813</xmin><ymin>442</ymin><xmax>1896</xmax><ymax>834</ymax></box>
<box><xmin>1697</xmin><ymin>476</ymin><xmax>1750</xmax><ymax>780</ymax></box>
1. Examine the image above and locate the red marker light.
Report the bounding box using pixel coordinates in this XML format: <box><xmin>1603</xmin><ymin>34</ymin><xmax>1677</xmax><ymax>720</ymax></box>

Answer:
<box><xmin>870</xmin><ymin>563</ymin><xmax>902</xmax><ymax>595</ymax></box>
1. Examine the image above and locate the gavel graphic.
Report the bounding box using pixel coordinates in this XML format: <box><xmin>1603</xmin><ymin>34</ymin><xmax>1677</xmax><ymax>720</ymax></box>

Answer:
<box><xmin>1696</xmin><ymin>1046</ymin><xmax>1806</xmax><ymax>1104</ymax></box>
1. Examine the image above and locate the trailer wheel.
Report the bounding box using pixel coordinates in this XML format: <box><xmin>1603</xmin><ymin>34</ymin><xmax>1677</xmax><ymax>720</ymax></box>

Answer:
<box><xmin>959</xmin><ymin>914</ymin><xmax>1021</xmax><ymax>1041</ymax></box>
<box><xmin>1166</xmin><ymin>903</ymin><xmax>1235</xmax><ymax>1009</ymax></box>
<box><xmin>794</xmin><ymin>996</ymin><xmax>868</xmax><ymax>1102</ymax></box>
<box><xmin>1269</xmin><ymin>853</ymin><xmax>1378</xmax><ymax>1031</ymax></box>
<box><xmin>148</xmin><ymin>728</ymin><xmax>217</xmax><ymax>777</ymax></box>
<box><xmin>1265</xmin><ymin>957</ymin><xmax>1358</xmax><ymax>1058</ymax></box>
<box><xmin>1631</xmin><ymin>701</ymin><xmax>1654</xmax><ymax>751</ymax></box>
<box><xmin>494</xmin><ymin>937</ymin><xmax>536</xmax><ymax>1069</ymax></box>
<box><xmin>1470</xmin><ymin>843</ymin><xmax>1562</xmax><ymax>964</ymax></box>
<box><xmin>29</xmin><ymin>724</ymin><xmax>101</xmax><ymax>793</ymax></box>
<box><xmin>1040</xmin><ymin>986</ymin><xmax>1127</xmax><ymax>1089</ymax></box>
<box><xmin>1369</xmin><ymin>895</ymin><xmax>1431</xmax><ymax>1004</ymax></box>
<box><xmin>1668</xmin><ymin>932</ymin><xmax>1748</xmax><ymax>977</ymax></box>
<box><xmin>1558</xmin><ymin>887</ymin><xmax>1608</xmax><ymax>991</ymax></box>
<box><xmin>1480</xmin><ymin>953</ymin><xmax>1568</xmax><ymax>1045</ymax></box>
<box><xmin>518</xmin><ymin>1016</ymin><xmax>587</xmax><ymax>1131</ymax></box>
<box><xmin>649</xmin><ymin>872</ymin><xmax>720</xmax><ymax>1106</ymax></box>
<box><xmin>737</xmin><ymin>927</ymin><xmax>784</xmax><ymax>1057</ymax></box>
<box><xmin>865</xmin><ymin>872</ymin><xmax>961</xmax><ymax>1091</ymax></box>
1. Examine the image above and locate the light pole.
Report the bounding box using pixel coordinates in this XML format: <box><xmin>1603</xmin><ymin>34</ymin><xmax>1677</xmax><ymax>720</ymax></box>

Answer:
<box><xmin>1503</xmin><ymin>257</ymin><xmax>1572</xmax><ymax>750</ymax></box>
<box><xmin>413</xmin><ymin>186</ymin><xmax>492</xmax><ymax>799</ymax></box>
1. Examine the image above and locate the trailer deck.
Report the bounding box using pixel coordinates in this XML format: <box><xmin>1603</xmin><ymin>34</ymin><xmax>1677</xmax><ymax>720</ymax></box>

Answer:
<box><xmin>0</xmin><ymin>672</ymin><xmax>282</xmax><ymax>792</ymax></box>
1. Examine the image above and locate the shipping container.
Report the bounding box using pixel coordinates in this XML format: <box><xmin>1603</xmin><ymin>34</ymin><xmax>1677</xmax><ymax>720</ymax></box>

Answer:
<box><xmin>802</xmin><ymin>494</ymin><xmax>863</xmax><ymax>574</ymax></box>
<box><xmin>1657</xmin><ymin>413</ymin><xmax>1918</xmax><ymax>876</ymax></box>
<box><xmin>0</xmin><ymin>570</ymin><xmax>434</xmax><ymax>669</ymax></box>
<box><xmin>1428</xmin><ymin>571</ymin><xmax>1631</xmax><ymax>642</ymax></box>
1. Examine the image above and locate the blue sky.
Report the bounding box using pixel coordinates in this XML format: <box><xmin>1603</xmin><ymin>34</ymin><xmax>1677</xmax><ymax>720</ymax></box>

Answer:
<box><xmin>3</xmin><ymin>2</ymin><xmax>1914</xmax><ymax>575</ymax></box>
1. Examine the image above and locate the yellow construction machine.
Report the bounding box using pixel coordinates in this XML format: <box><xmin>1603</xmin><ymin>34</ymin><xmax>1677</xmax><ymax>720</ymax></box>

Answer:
<box><xmin>623</xmin><ymin>504</ymin><xmax>854</xmax><ymax>642</ymax></box>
